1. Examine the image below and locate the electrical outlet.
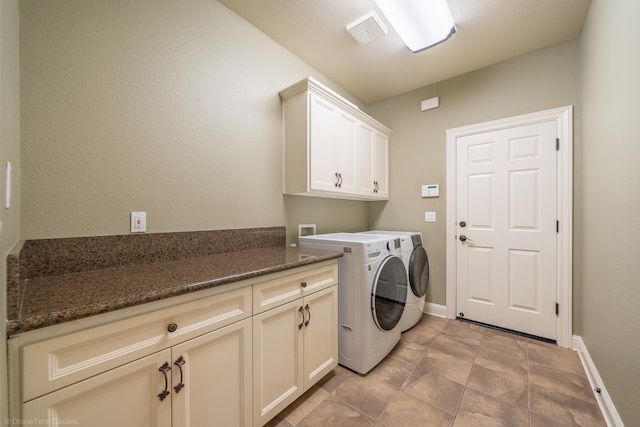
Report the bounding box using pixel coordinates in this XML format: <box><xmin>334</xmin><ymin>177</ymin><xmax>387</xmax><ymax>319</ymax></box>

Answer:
<box><xmin>131</xmin><ymin>212</ymin><xmax>146</xmax><ymax>233</ymax></box>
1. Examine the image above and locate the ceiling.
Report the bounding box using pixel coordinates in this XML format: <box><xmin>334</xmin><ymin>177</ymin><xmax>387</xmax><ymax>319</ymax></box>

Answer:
<box><xmin>218</xmin><ymin>0</ymin><xmax>591</xmax><ymax>104</ymax></box>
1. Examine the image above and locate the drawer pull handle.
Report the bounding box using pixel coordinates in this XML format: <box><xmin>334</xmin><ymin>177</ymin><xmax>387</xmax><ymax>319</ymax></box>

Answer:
<box><xmin>167</xmin><ymin>323</ymin><xmax>178</xmax><ymax>333</ymax></box>
<box><xmin>301</xmin><ymin>281</ymin><xmax>307</xmax><ymax>288</ymax></box>
<box><xmin>158</xmin><ymin>362</ymin><xmax>171</xmax><ymax>401</ymax></box>
<box><xmin>173</xmin><ymin>356</ymin><xmax>185</xmax><ymax>393</ymax></box>
<box><xmin>304</xmin><ymin>304</ymin><xmax>311</xmax><ymax>327</ymax></box>
<box><xmin>298</xmin><ymin>306</ymin><xmax>305</xmax><ymax>329</ymax></box>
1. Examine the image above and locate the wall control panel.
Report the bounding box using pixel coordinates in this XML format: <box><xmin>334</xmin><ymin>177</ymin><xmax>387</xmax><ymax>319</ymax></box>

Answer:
<box><xmin>421</xmin><ymin>184</ymin><xmax>439</xmax><ymax>198</ymax></box>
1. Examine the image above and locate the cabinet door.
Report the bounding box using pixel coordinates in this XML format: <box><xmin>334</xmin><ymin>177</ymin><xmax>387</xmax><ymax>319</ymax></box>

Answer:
<box><xmin>357</xmin><ymin>123</ymin><xmax>389</xmax><ymax>199</ymax></box>
<box><xmin>336</xmin><ymin>111</ymin><xmax>359</xmax><ymax>193</ymax></box>
<box><xmin>22</xmin><ymin>350</ymin><xmax>172</xmax><ymax>427</ymax></box>
<box><xmin>171</xmin><ymin>318</ymin><xmax>252</xmax><ymax>427</ymax></box>
<box><xmin>309</xmin><ymin>93</ymin><xmax>339</xmax><ymax>192</ymax></box>
<box><xmin>357</xmin><ymin>123</ymin><xmax>376</xmax><ymax>196</ymax></box>
<box><xmin>373</xmin><ymin>131</ymin><xmax>389</xmax><ymax>198</ymax></box>
<box><xmin>302</xmin><ymin>286</ymin><xmax>339</xmax><ymax>390</ymax></box>
<box><xmin>253</xmin><ymin>300</ymin><xmax>304</xmax><ymax>427</ymax></box>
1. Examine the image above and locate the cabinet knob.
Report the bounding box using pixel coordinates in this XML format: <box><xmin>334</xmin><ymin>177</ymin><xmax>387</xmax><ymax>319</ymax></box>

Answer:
<box><xmin>167</xmin><ymin>323</ymin><xmax>178</xmax><ymax>333</ymax></box>
<box><xmin>301</xmin><ymin>281</ymin><xmax>307</xmax><ymax>288</ymax></box>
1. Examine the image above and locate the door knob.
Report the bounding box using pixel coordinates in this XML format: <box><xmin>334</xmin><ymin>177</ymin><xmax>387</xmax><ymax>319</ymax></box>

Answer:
<box><xmin>459</xmin><ymin>235</ymin><xmax>473</xmax><ymax>242</ymax></box>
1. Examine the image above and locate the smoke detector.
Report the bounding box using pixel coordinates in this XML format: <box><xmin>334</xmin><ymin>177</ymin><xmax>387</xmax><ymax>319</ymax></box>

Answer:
<box><xmin>346</xmin><ymin>11</ymin><xmax>388</xmax><ymax>45</ymax></box>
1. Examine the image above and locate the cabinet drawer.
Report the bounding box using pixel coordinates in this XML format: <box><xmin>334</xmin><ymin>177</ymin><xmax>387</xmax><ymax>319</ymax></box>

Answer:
<box><xmin>253</xmin><ymin>263</ymin><xmax>338</xmax><ymax>315</ymax></box>
<box><xmin>22</xmin><ymin>286</ymin><xmax>251</xmax><ymax>402</ymax></box>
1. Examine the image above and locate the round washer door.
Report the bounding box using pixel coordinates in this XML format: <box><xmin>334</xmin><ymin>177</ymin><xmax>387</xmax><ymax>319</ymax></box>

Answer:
<box><xmin>371</xmin><ymin>256</ymin><xmax>408</xmax><ymax>331</ymax></box>
<box><xmin>409</xmin><ymin>245</ymin><xmax>430</xmax><ymax>298</ymax></box>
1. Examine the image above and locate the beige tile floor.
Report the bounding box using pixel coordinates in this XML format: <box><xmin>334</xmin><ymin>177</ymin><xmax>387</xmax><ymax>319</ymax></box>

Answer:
<box><xmin>265</xmin><ymin>315</ymin><xmax>607</xmax><ymax>427</ymax></box>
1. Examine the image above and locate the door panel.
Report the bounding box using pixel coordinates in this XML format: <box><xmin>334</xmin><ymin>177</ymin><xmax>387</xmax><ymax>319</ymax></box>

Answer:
<box><xmin>467</xmin><ymin>246</ymin><xmax>494</xmax><ymax>304</ymax></box>
<box><xmin>509</xmin><ymin>169</ymin><xmax>539</xmax><ymax>230</ymax></box>
<box><xmin>468</xmin><ymin>173</ymin><xmax>494</xmax><ymax>229</ymax></box>
<box><xmin>509</xmin><ymin>249</ymin><xmax>539</xmax><ymax>312</ymax></box>
<box><xmin>456</xmin><ymin>121</ymin><xmax>557</xmax><ymax>340</ymax></box>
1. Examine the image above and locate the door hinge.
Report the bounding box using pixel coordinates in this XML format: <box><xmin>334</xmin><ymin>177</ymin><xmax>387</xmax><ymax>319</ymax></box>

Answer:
<box><xmin>556</xmin><ymin>303</ymin><xmax>559</xmax><ymax>316</ymax></box>
<box><xmin>556</xmin><ymin>138</ymin><xmax>560</xmax><ymax>151</ymax></box>
<box><xmin>556</xmin><ymin>220</ymin><xmax>559</xmax><ymax>233</ymax></box>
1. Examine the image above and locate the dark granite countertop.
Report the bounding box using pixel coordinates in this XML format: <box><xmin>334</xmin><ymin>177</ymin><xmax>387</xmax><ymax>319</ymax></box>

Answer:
<box><xmin>6</xmin><ymin>229</ymin><xmax>342</xmax><ymax>336</ymax></box>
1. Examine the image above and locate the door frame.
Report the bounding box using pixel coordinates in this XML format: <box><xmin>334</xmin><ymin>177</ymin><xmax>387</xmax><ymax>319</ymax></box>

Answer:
<box><xmin>445</xmin><ymin>106</ymin><xmax>573</xmax><ymax>348</ymax></box>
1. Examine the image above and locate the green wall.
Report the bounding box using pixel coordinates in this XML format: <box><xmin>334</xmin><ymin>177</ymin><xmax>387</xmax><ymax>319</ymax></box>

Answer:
<box><xmin>580</xmin><ymin>0</ymin><xmax>640</xmax><ymax>424</ymax></box>
<box><xmin>19</xmin><ymin>0</ymin><xmax>369</xmax><ymax>241</ymax></box>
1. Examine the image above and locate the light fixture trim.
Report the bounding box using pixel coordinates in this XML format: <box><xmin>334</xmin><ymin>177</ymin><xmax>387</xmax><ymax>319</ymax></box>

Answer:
<box><xmin>375</xmin><ymin>0</ymin><xmax>456</xmax><ymax>53</ymax></box>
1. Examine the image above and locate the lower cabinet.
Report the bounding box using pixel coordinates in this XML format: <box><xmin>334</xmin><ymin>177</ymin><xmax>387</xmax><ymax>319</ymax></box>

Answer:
<box><xmin>11</xmin><ymin>260</ymin><xmax>338</xmax><ymax>427</ymax></box>
<box><xmin>253</xmin><ymin>286</ymin><xmax>338</xmax><ymax>427</ymax></box>
<box><xmin>22</xmin><ymin>318</ymin><xmax>252</xmax><ymax>427</ymax></box>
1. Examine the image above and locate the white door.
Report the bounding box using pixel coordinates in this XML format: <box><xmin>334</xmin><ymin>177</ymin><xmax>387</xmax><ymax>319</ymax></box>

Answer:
<box><xmin>456</xmin><ymin>121</ymin><xmax>558</xmax><ymax>340</ymax></box>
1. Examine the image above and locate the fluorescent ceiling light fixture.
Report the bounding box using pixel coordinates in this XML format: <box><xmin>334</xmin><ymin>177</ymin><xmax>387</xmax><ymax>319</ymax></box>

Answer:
<box><xmin>375</xmin><ymin>0</ymin><xmax>456</xmax><ymax>53</ymax></box>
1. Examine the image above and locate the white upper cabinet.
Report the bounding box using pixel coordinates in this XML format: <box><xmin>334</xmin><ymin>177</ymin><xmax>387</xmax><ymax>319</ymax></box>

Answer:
<box><xmin>280</xmin><ymin>77</ymin><xmax>391</xmax><ymax>201</ymax></box>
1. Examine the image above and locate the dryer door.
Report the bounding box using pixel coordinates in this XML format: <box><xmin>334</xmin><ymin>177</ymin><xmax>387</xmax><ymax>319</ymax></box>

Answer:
<box><xmin>409</xmin><ymin>245</ymin><xmax>430</xmax><ymax>298</ymax></box>
<box><xmin>371</xmin><ymin>256</ymin><xmax>408</xmax><ymax>331</ymax></box>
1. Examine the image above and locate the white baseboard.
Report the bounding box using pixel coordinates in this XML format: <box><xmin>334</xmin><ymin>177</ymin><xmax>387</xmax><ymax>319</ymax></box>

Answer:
<box><xmin>572</xmin><ymin>335</ymin><xmax>624</xmax><ymax>427</ymax></box>
<box><xmin>423</xmin><ymin>302</ymin><xmax>447</xmax><ymax>318</ymax></box>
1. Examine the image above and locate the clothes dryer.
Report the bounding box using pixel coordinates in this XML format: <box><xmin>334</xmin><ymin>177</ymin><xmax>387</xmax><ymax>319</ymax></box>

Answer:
<box><xmin>298</xmin><ymin>233</ymin><xmax>407</xmax><ymax>374</ymax></box>
<box><xmin>360</xmin><ymin>231</ymin><xmax>430</xmax><ymax>331</ymax></box>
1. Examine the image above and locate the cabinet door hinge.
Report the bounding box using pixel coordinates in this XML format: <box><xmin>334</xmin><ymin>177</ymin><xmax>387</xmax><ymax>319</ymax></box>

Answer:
<box><xmin>556</xmin><ymin>138</ymin><xmax>560</xmax><ymax>151</ymax></box>
<box><xmin>555</xmin><ymin>303</ymin><xmax>559</xmax><ymax>316</ymax></box>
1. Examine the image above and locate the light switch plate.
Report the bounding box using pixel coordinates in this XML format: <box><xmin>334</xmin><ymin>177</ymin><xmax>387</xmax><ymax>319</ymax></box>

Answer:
<box><xmin>425</xmin><ymin>212</ymin><xmax>436</xmax><ymax>222</ymax></box>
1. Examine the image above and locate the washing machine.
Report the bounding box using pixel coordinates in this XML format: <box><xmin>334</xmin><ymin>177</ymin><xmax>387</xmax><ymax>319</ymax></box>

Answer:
<box><xmin>360</xmin><ymin>231</ymin><xmax>430</xmax><ymax>331</ymax></box>
<box><xmin>298</xmin><ymin>232</ymin><xmax>407</xmax><ymax>374</ymax></box>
